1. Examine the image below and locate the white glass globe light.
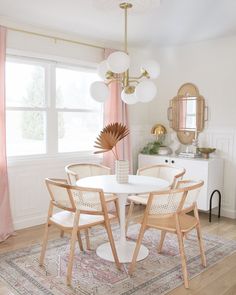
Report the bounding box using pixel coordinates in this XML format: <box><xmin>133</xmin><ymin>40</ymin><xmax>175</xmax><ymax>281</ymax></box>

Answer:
<box><xmin>121</xmin><ymin>89</ymin><xmax>138</xmax><ymax>105</ymax></box>
<box><xmin>90</xmin><ymin>81</ymin><xmax>109</xmax><ymax>102</ymax></box>
<box><xmin>141</xmin><ymin>59</ymin><xmax>160</xmax><ymax>79</ymax></box>
<box><xmin>97</xmin><ymin>60</ymin><xmax>109</xmax><ymax>80</ymax></box>
<box><xmin>107</xmin><ymin>51</ymin><xmax>130</xmax><ymax>74</ymax></box>
<box><xmin>135</xmin><ymin>80</ymin><xmax>157</xmax><ymax>103</ymax></box>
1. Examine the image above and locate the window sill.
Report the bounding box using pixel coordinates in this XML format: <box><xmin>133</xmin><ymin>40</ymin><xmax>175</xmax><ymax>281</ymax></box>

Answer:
<box><xmin>7</xmin><ymin>151</ymin><xmax>102</xmax><ymax>167</ymax></box>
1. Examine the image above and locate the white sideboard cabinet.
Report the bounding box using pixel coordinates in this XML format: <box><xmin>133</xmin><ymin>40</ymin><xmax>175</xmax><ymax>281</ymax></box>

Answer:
<box><xmin>138</xmin><ymin>154</ymin><xmax>224</xmax><ymax>212</ymax></box>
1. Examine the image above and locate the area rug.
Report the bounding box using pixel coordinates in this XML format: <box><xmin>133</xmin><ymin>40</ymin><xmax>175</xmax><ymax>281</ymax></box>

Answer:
<box><xmin>1</xmin><ymin>224</ymin><xmax>236</xmax><ymax>295</ymax></box>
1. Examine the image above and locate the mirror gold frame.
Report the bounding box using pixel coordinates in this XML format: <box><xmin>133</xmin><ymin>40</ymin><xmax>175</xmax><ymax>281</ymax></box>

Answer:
<box><xmin>168</xmin><ymin>83</ymin><xmax>207</xmax><ymax>145</ymax></box>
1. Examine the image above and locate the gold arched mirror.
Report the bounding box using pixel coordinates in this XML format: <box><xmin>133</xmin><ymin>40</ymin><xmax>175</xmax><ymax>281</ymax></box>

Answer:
<box><xmin>168</xmin><ymin>83</ymin><xmax>207</xmax><ymax>145</ymax></box>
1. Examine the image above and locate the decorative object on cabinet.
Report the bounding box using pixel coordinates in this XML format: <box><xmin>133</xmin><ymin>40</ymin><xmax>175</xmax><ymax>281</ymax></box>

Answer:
<box><xmin>198</xmin><ymin>147</ymin><xmax>216</xmax><ymax>159</ymax></box>
<box><xmin>94</xmin><ymin>122</ymin><xmax>129</xmax><ymax>183</ymax></box>
<box><xmin>138</xmin><ymin>154</ymin><xmax>223</xmax><ymax>221</ymax></box>
<box><xmin>167</xmin><ymin>83</ymin><xmax>208</xmax><ymax>150</ymax></box>
<box><xmin>141</xmin><ymin>123</ymin><xmax>172</xmax><ymax>155</ymax></box>
<box><xmin>140</xmin><ymin>140</ymin><xmax>162</xmax><ymax>155</ymax></box>
<box><xmin>151</xmin><ymin>124</ymin><xmax>167</xmax><ymax>141</ymax></box>
<box><xmin>158</xmin><ymin>146</ymin><xmax>172</xmax><ymax>155</ymax></box>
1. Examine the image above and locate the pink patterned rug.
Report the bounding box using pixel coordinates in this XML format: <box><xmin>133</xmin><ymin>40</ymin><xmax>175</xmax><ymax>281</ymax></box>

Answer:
<box><xmin>1</xmin><ymin>223</ymin><xmax>236</xmax><ymax>295</ymax></box>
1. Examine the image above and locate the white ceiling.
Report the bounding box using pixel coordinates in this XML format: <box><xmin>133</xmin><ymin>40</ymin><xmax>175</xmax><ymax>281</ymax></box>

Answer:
<box><xmin>0</xmin><ymin>0</ymin><xmax>236</xmax><ymax>47</ymax></box>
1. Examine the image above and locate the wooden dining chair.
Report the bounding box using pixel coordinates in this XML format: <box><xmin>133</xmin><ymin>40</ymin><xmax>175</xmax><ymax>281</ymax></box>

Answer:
<box><xmin>65</xmin><ymin>163</ymin><xmax>120</xmax><ymax>246</ymax></box>
<box><xmin>39</xmin><ymin>178</ymin><xmax>121</xmax><ymax>286</ymax></box>
<box><xmin>65</xmin><ymin>163</ymin><xmax>119</xmax><ymax>217</ymax></box>
<box><xmin>128</xmin><ymin>180</ymin><xmax>206</xmax><ymax>289</ymax></box>
<box><xmin>125</xmin><ymin>164</ymin><xmax>186</xmax><ymax>235</ymax></box>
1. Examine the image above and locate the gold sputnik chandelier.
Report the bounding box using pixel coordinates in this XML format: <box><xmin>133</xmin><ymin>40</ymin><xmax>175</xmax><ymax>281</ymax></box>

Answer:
<box><xmin>90</xmin><ymin>2</ymin><xmax>160</xmax><ymax>105</ymax></box>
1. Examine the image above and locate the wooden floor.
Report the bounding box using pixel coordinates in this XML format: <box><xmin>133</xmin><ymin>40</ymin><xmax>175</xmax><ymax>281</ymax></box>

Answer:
<box><xmin>1</xmin><ymin>211</ymin><xmax>236</xmax><ymax>295</ymax></box>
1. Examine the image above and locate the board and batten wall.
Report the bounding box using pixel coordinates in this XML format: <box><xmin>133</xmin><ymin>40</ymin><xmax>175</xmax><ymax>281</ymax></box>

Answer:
<box><xmin>142</xmin><ymin>35</ymin><xmax>236</xmax><ymax>219</ymax></box>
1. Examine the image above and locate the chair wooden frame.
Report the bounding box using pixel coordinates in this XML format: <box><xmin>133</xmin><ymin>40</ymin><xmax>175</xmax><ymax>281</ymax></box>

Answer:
<box><xmin>39</xmin><ymin>178</ymin><xmax>121</xmax><ymax>286</ymax></box>
<box><xmin>65</xmin><ymin>163</ymin><xmax>120</xmax><ymax>216</ymax></box>
<box><xmin>65</xmin><ymin>163</ymin><xmax>120</xmax><ymax>247</ymax></box>
<box><xmin>125</xmin><ymin>164</ymin><xmax>186</xmax><ymax>235</ymax></box>
<box><xmin>128</xmin><ymin>180</ymin><xmax>206</xmax><ymax>289</ymax></box>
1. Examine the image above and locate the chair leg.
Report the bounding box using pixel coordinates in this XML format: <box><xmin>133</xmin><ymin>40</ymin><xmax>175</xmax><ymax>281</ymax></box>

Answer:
<box><xmin>39</xmin><ymin>222</ymin><xmax>50</xmax><ymax>266</ymax></box>
<box><xmin>196</xmin><ymin>225</ymin><xmax>207</xmax><ymax>267</ymax></box>
<box><xmin>158</xmin><ymin>230</ymin><xmax>166</xmax><ymax>253</ymax></box>
<box><xmin>125</xmin><ymin>201</ymin><xmax>135</xmax><ymax>236</ymax></box>
<box><xmin>128</xmin><ymin>223</ymin><xmax>146</xmax><ymax>275</ymax></box>
<box><xmin>194</xmin><ymin>206</ymin><xmax>207</xmax><ymax>267</ymax></box>
<box><xmin>104</xmin><ymin>219</ymin><xmax>121</xmax><ymax>270</ymax></box>
<box><xmin>67</xmin><ymin>227</ymin><xmax>78</xmax><ymax>286</ymax></box>
<box><xmin>77</xmin><ymin>231</ymin><xmax>84</xmax><ymax>251</ymax></box>
<box><xmin>175</xmin><ymin>215</ymin><xmax>189</xmax><ymax>289</ymax></box>
<box><xmin>39</xmin><ymin>203</ymin><xmax>53</xmax><ymax>266</ymax></box>
<box><xmin>85</xmin><ymin>228</ymin><xmax>91</xmax><ymax>250</ymax></box>
<box><xmin>60</xmin><ymin>230</ymin><xmax>64</xmax><ymax>238</ymax></box>
<box><xmin>114</xmin><ymin>198</ymin><xmax>120</xmax><ymax>223</ymax></box>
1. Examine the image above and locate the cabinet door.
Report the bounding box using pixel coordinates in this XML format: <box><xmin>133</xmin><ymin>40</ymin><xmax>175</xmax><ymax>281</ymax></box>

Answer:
<box><xmin>138</xmin><ymin>154</ymin><xmax>169</xmax><ymax>167</ymax></box>
<box><xmin>170</xmin><ymin>158</ymin><xmax>209</xmax><ymax>210</ymax></box>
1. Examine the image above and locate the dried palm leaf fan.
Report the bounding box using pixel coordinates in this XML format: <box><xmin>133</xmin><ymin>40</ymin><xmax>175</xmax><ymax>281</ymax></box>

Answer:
<box><xmin>94</xmin><ymin>123</ymin><xmax>129</xmax><ymax>160</ymax></box>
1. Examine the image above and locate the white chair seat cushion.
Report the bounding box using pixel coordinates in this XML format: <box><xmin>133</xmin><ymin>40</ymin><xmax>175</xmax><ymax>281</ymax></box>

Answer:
<box><xmin>50</xmin><ymin>211</ymin><xmax>115</xmax><ymax>228</ymax></box>
<box><xmin>128</xmin><ymin>194</ymin><xmax>148</xmax><ymax>205</ymax></box>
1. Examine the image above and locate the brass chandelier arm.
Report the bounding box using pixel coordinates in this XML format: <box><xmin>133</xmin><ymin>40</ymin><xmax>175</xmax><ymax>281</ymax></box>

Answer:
<box><xmin>130</xmin><ymin>71</ymin><xmax>150</xmax><ymax>80</ymax></box>
<box><xmin>127</xmin><ymin>79</ymin><xmax>140</xmax><ymax>84</ymax></box>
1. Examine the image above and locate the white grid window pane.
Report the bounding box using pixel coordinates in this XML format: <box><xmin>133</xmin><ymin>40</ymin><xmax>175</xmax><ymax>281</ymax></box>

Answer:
<box><xmin>6</xmin><ymin>111</ymin><xmax>46</xmax><ymax>156</ymax></box>
<box><xmin>58</xmin><ymin>112</ymin><xmax>102</xmax><ymax>153</ymax></box>
<box><xmin>6</xmin><ymin>61</ymin><xmax>45</xmax><ymax>108</ymax></box>
<box><xmin>56</xmin><ymin>67</ymin><xmax>101</xmax><ymax>110</ymax></box>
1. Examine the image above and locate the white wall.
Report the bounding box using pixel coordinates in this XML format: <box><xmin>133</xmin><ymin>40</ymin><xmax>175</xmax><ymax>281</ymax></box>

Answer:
<box><xmin>145</xmin><ymin>35</ymin><xmax>236</xmax><ymax>218</ymax></box>
<box><xmin>6</xmin><ymin>24</ymin><xmax>236</xmax><ymax>228</ymax></box>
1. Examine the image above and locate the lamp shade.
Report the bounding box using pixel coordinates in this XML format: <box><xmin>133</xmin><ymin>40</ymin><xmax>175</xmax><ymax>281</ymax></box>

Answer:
<box><xmin>141</xmin><ymin>59</ymin><xmax>160</xmax><ymax>79</ymax></box>
<box><xmin>135</xmin><ymin>80</ymin><xmax>157</xmax><ymax>103</ymax></box>
<box><xmin>121</xmin><ymin>89</ymin><xmax>138</xmax><ymax>105</ymax></box>
<box><xmin>90</xmin><ymin>81</ymin><xmax>109</xmax><ymax>102</ymax></box>
<box><xmin>98</xmin><ymin>60</ymin><xmax>109</xmax><ymax>80</ymax></box>
<box><xmin>107</xmin><ymin>51</ymin><xmax>130</xmax><ymax>74</ymax></box>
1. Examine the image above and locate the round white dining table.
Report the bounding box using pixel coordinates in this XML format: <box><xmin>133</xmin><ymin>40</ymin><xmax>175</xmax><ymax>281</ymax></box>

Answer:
<box><xmin>76</xmin><ymin>174</ymin><xmax>169</xmax><ymax>263</ymax></box>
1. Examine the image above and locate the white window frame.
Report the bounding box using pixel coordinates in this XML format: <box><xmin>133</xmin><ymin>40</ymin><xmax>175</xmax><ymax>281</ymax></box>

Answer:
<box><xmin>6</xmin><ymin>54</ymin><xmax>103</xmax><ymax>162</ymax></box>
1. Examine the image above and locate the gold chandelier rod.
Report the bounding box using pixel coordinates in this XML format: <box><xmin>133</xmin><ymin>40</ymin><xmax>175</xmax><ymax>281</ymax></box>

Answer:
<box><xmin>6</xmin><ymin>26</ymin><xmax>105</xmax><ymax>50</ymax></box>
<box><xmin>119</xmin><ymin>2</ymin><xmax>132</xmax><ymax>53</ymax></box>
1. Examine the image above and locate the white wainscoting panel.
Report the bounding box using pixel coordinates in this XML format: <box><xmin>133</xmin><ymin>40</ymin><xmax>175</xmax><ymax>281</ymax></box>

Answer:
<box><xmin>8</xmin><ymin>154</ymin><xmax>101</xmax><ymax>229</ymax></box>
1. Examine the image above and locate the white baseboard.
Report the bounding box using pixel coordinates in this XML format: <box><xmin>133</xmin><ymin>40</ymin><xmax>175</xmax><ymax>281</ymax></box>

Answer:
<box><xmin>13</xmin><ymin>215</ymin><xmax>47</xmax><ymax>230</ymax></box>
<box><xmin>220</xmin><ymin>207</ymin><xmax>236</xmax><ymax>219</ymax></box>
<box><xmin>202</xmin><ymin>207</ymin><xmax>236</xmax><ymax>219</ymax></box>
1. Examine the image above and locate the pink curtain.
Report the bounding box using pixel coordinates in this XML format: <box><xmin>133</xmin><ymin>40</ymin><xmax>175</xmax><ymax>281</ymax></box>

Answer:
<box><xmin>103</xmin><ymin>48</ymin><xmax>132</xmax><ymax>173</ymax></box>
<box><xmin>0</xmin><ymin>26</ymin><xmax>14</xmax><ymax>242</ymax></box>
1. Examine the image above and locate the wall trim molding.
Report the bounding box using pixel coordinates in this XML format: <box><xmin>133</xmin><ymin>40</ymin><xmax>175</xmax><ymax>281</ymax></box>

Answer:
<box><xmin>13</xmin><ymin>214</ymin><xmax>47</xmax><ymax>230</ymax></box>
<box><xmin>219</xmin><ymin>207</ymin><xmax>236</xmax><ymax>219</ymax></box>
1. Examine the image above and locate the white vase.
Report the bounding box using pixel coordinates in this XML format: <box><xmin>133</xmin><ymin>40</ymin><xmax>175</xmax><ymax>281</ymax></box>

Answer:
<box><xmin>115</xmin><ymin>160</ymin><xmax>129</xmax><ymax>183</ymax></box>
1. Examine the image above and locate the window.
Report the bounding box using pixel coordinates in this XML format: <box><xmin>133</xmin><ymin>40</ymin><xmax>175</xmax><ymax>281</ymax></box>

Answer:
<box><xmin>6</xmin><ymin>57</ymin><xmax>103</xmax><ymax>157</ymax></box>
